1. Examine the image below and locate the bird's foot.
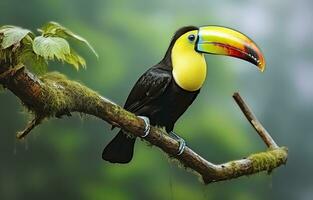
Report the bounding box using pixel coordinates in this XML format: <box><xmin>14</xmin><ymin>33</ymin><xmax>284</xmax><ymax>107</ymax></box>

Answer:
<box><xmin>169</xmin><ymin>131</ymin><xmax>186</xmax><ymax>155</ymax></box>
<box><xmin>138</xmin><ymin>116</ymin><xmax>150</xmax><ymax>138</ymax></box>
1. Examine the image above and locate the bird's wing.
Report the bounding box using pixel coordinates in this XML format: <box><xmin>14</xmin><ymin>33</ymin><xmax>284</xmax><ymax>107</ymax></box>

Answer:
<box><xmin>124</xmin><ymin>67</ymin><xmax>172</xmax><ymax>114</ymax></box>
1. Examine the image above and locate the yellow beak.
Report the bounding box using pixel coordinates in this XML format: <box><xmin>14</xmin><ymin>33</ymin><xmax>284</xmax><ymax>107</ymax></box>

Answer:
<box><xmin>196</xmin><ymin>26</ymin><xmax>265</xmax><ymax>72</ymax></box>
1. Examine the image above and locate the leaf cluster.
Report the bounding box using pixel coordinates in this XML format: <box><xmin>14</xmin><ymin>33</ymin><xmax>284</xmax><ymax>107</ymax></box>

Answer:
<box><xmin>0</xmin><ymin>22</ymin><xmax>97</xmax><ymax>74</ymax></box>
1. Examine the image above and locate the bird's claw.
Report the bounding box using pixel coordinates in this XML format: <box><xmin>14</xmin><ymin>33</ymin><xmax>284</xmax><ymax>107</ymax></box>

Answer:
<box><xmin>170</xmin><ymin>131</ymin><xmax>186</xmax><ymax>155</ymax></box>
<box><xmin>177</xmin><ymin>138</ymin><xmax>186</xmax><ymax>155</ymax></box>
<box><xmin>138</xmin><ymin>116</ymin><xmax>150</xmax><ymax>138</ymax></box>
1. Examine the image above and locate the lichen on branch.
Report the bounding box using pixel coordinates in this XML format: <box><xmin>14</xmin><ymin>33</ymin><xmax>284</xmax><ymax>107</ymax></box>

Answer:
<box><xmin>39</xmin><ymin>72</ymin><xmax>103</xmax><ymax>117</ymax></box>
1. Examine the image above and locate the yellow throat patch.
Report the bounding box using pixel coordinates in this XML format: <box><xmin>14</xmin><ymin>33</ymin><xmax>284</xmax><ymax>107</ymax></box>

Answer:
<box><xmin>171</xmin><ymin>30</ymin><xmax>207</xmax><ymax>92</ymax></box>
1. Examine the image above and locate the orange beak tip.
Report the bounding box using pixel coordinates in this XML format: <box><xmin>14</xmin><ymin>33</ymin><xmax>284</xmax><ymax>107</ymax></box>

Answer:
<box><xmin>258</xmin><ymin>60</ymin><xmax>266</xmax><ymax>72</ymax></box>
<box><xmin>259</xmin><ymin>65</ymin><xmax>265</xmax><ymax>72</ymax></box>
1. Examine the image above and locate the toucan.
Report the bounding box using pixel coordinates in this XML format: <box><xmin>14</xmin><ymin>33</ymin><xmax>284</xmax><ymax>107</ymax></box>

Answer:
<box><xmin>102</xmin><ymin>25</ymin><xmax>265</xmax><ymax>163</ymax></box>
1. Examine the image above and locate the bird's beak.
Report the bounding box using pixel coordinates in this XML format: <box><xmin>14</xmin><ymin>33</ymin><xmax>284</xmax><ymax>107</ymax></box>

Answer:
<box><xmin>196</xmin><ymin>26</ymin><xmax>265</xmax><ymax>72</ymax></box>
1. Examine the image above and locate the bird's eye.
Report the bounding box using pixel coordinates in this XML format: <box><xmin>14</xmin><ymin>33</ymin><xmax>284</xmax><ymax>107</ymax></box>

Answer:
<box><xmin>188</xmin><ymin>34</ymin><xmax>195</xmax><ymax>42</ymax></box>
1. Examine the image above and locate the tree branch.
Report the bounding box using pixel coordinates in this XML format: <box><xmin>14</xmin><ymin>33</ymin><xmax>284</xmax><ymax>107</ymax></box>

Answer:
<box><xmin>233</xmin><ymin>92</ymin><xmax>278</xmax><ymax>148</ymax></box>
<box><xmin>0</xmin><ymin>66</ymin><xmax>287</xmax><ymax>184</ymax></box>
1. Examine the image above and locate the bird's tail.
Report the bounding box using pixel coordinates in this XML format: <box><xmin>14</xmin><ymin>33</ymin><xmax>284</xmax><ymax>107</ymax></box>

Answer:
<box><xmin>102</xmin><ymin>130</ymin><xmax>136</xmax><ymax>164</ymax></box>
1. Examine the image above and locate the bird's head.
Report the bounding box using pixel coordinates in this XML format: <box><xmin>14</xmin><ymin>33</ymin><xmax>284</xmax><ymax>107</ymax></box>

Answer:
<box><xmin>164</xmin><ymin>25</ymin><xmax>265</xmax><ymax>91</ymax></box>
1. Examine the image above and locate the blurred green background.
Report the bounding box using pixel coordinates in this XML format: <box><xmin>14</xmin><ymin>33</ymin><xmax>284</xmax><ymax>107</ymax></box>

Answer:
<box><xmin>0</xmin><ymin>0</ymin><xmax>312</xmax><ymax>199</ymax></box>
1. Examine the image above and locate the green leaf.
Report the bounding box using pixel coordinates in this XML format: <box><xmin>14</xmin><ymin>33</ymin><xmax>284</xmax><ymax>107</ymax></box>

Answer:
<box><xmin>0</xmin><ymin>26</ymin><xmax>32</xmax><ymax>49</ymax></box>
<box><xmin>38</xmin><ymin>21</ymin><xmax>98</xmax><ymax>57</ymax></box>
<box><xmin>64</xmin><ymin>49</ymin><xmax>86</xmax><ymax>70</ymax></box>
<box><xmin>28</xmin><ymin>56</ymin><xmax>48</xmax><ymax>75</ymax></box>
<box><xmin>18</xmin><ymin>48</ymin><xmax>48</xmax><ymax>74</ymax></box>
<box><xmin>33</xmin><ymin>36</ymin><xmax>70</xmax><ymax>60</ymax></box>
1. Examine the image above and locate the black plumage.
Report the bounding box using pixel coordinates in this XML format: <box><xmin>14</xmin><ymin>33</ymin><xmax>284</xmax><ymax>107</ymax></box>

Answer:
<box><xmin>102</xmin><ymin>26</ymin><xmax>199</xmax><ymax>163</ymax></box>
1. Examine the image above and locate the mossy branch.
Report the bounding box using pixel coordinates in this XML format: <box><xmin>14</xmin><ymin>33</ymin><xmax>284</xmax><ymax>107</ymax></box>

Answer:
<box><xmin>0</xmin><ymin>65</ymin><xmax>287</xmax><ymax>184</ymax></box>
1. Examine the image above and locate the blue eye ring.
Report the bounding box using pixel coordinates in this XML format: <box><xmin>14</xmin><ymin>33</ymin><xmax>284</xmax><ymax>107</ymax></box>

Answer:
<box><xmin>188</xmin><ymin>34</ymin><xmax>195</xmax><ymax>42</ymax></box>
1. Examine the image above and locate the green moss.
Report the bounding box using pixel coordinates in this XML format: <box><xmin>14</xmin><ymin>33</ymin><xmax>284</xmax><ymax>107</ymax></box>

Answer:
<box><xmin>39</xmin><ymin>72</ymin><xmax>102</xmax><ymax>117</ymax></box>
<box><xmin>248</xmin><ymin>147</ymin><xmax>288</xmax><ymax>173</ymax></box>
